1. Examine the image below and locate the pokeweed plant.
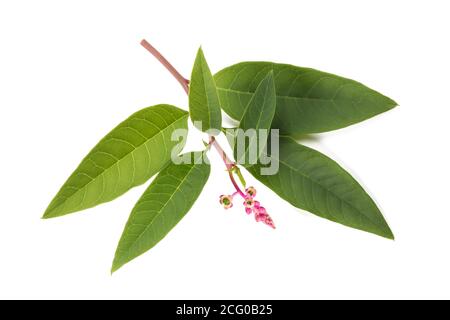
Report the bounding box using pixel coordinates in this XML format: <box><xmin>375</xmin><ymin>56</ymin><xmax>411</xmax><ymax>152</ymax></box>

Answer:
<box><xmin>43</xmin><ymin>39</ymin><xmax>397</xmax><ymax>273</ymax></box>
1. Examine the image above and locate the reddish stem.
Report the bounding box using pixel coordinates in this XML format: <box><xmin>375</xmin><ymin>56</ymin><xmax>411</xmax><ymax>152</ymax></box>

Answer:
<box><xmin>140</xmin><ymin>39</ymin><xmax>189</xmax><ymax>94</ymax></box>
<box><xmin>229</xmin><ymin>171</ymin><xmax>246</xmax><ymax>198</ymax></box>
<box><xmin>209</xmin><ymin>136</ymin><xmax>245</xmax><ymax>198</ymax></box>
<box><xmin>208</xmin><ymin>136</ymin><xmax>234</xmax><ymax>170</ymax></box>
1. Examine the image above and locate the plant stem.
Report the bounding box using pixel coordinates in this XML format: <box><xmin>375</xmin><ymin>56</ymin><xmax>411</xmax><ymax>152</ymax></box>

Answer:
<box><xmin>140</xmin><ymin>39</ymin><xmax>189</xmax><ymax>94</ymax></box>
<box><xmin>208</xmin><ymin>136</ymin><xmax>234</xmax><ymax>170</ymax></box>
<box><xmin>209</xmin><ymin>136</ymin><xmax>246</xmax><ymax>198</ymax></box>
<box><xmin>229</xmin><ymin>171</ymin><xmax>246</xmax><ymax>198</ymax></box>
<box><xmin>140</xmin><ymin>39</ymin><xmax>245</xmax><ymax>197</ymax></box>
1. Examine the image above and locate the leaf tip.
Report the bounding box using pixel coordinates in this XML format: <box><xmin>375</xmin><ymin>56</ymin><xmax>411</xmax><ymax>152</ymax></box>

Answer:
<box><xmin>110</xmin><ymin>259</ymin><xmax>123</xmax><ymax>274</ymax></box>
<box><xmin>380</xmin><ymin>94</ymin><xmax>398</xmax><ymax>112</ymax></box>
<box><xmin>263</xmin><ymin>69</ymin><xmax>275</xmax><ymax>82</ymax></box>
<box><xmin>262</xmin><ymin>69</ymin><xmax>275</xmax><ymax>88</ymax></box>
<box><xmin>392</xmin><ymin>100</ymin><xmax>399</xmax><ymax>109</ymax></box>
<box><xmin>42</xmin><ymin>205</ymin><xmax>65</xmax><ymax>219</ymax></box>
<box><xmin>376</xmin><ymin>223</ymin><xmax>395</xmax><ymax>240</ymax></box>
<box><xmin>385</xmin><ymin>229</ymin><xmax>395</xmax><ymax>241</ymax></box>
<box><xmin>196</xmin><ymin>46</ymin><xmax>205</xmax><ymax>57</ymax></box>
<box><xmin>41</xmin><ymin>208</ymin><xmax>56</xmax><ymax>219</ymax></box>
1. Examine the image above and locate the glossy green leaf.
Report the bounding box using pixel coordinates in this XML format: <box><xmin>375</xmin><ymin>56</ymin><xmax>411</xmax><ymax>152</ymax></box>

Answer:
<box><xmin>234</xmin><ymin>71</ymin><xmax>276</xmax><ymax>166</ymax></box>
<box><xmin>112</xmin><ymin>152</ymin><xmax>210</xmax><ymax>272</ymax></box>
<box><xmin>247</xmin><ymin>136</ymin><xmax>394</xmax><ymax>239</ymax></box>
<box><xmin>189</xmin><ymin>47</ymin><xmax>222</xmax><ymax>134</ymax></box>
<box><xmin>214</xmin><ymin>62</ymin><xmax>397</xmax><ymax>135</ymax></box>
<box><xmin>43</xmin><ymin>104</ymin><xmax>188</xmax><ymax>219</ymax></box>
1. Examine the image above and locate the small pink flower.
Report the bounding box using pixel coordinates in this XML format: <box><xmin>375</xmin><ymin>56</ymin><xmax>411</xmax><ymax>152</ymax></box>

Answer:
<box><xmin>219</xmin><ymin>184</ymin><xmax>275</xmax><ymax>228</ymax></box>
<box><xmin>245</xmin><ymin>186</ymin><xmax>257</xmax><ymax>198</ymax></box>
<box><xmin>219</xmin><ymin>195</ymin><xmax>233</xmax><ymax>209</ymax></box>
<box><xmin>243</xmin><ymin>198</ymin><xmax>254</xmax><ymax>208</ymax></box>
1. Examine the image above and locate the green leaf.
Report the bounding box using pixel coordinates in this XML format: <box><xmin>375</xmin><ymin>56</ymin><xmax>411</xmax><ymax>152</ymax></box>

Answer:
<box><xmin>247</xmin><ymin>136</ymin><xmax>394</xmax><ymax>239</ymax></box>
<box><xmin>189</xmin><ymin>47</ymin><xmax>222</xmax><ymax>134</ymax></box>
<box><xmin>112</xmin><ymin>152</ymin><xmax>210</xmax><ymax>272</ymax></box>
<box><xmin>43</xmin><ymin>104</ymin><xmax>188</xmax><ymax>219</ymax></box>
<box><xmin>214</xmin><ymin>62</ymin><xmax>397</xmax><ymax>135</ymax></box>
<box><xmin>234</xmin><ymin>71</ymin><xmax>276</xmax><ymax>166</ymax></box>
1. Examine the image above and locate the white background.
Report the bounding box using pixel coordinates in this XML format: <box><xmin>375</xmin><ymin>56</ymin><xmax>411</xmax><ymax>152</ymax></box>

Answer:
<box><xmin>1</xmin><ymin>0</ymin><xmax>449</xmax><ymax>300</ymax></box>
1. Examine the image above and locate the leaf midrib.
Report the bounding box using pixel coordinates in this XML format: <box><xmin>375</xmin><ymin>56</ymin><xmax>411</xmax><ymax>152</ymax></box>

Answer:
<box><xmin>200</xmin><ymin>60</ymin><xmax>214</xmax><ymax>128</ymax></box>
<box><xmin>239</xmin><ymin>79</ymin><xmax>271</xmax><ymax>158</ymax></box>
<box><xmin>217</xmin><ymin>87</ymin><xmax>367</xmax><ymax>104</ymax></box>
<box><xmin>54</xmin><ymin>114</ymin><xmax>188</xmax><ymax>213</ymax></box>
<box><xmin>116</xmin><ymin>162</ymin><xmax>201</xmax><ymax>267</ymax></box>
<box><xmin>251</xmin><ymin>79</ymin><xmax>270</xmax><ymax>130</ymax></box>
<box><xmin>258</xmin><ymin>142</ymin><xmax>384</xmax><ymax>229</ymax></box>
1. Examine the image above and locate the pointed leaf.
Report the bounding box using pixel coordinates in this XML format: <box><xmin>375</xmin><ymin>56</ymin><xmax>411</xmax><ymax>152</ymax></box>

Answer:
<box><xmin>247</xmin><ymin>136</ymin><xmax>394</xmax><ymax>239</ymax></box>
<box><xmin>112</xmin><ymin>152</ymin><xmax>210</xmax><ymax>272</ymax></box>
<box><xmin>234</xmin><ymin>71</ymin><xmax>276</xmax><ymax>166</ymax></box>
<box><xmin>189</xmin><ymin>47</ymin><xmax>222</xmax><ymax>134</ymax></box>
<box><xmin>215</xmin><ymin>62</ymin><xmax>397</xmax><ymax>135</ymax></box>
<box><xmin>43</xmin><ymin>104</ymin><xmax>188</xmax><ymax>218</ymax></box>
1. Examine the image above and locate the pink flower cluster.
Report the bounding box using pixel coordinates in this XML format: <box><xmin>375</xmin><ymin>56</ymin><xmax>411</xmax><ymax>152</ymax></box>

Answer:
<box><xmin>219</xmin><ymin>187</ymin><xmax>275</xmax><ymax>229</ymax></box>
